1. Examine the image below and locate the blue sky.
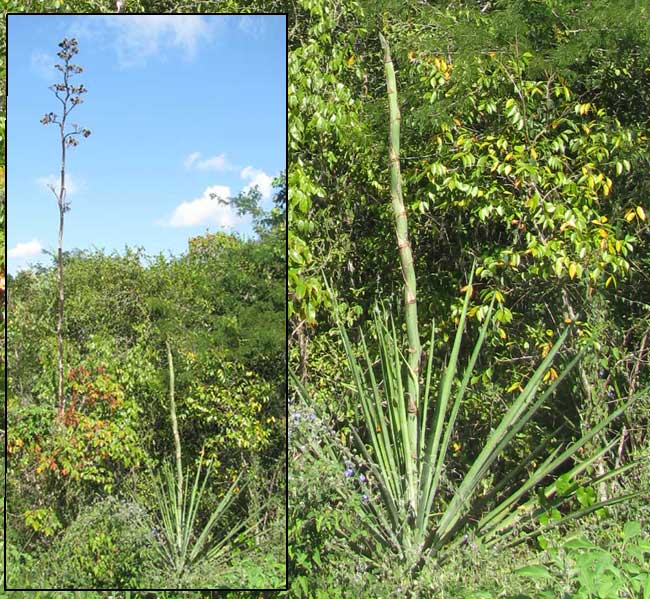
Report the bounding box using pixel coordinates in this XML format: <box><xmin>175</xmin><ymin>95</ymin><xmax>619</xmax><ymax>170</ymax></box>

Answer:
<box><xmin>7</xmin><ymin>14</ymin><xmax>286</xmax><ymax>274</ymax></box>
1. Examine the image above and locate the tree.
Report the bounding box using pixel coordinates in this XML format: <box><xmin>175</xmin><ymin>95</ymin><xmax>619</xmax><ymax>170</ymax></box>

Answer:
<box><xmin>40</xmin><ymin>37</ymin><xmax>91</xmax><ymax>421</ymax></box>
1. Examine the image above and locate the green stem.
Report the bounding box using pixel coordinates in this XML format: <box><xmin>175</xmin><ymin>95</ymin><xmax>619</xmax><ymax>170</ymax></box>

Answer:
<box><xmin>165</xmin><ymin>340</ymin><xmax>183</xmax><ymax>558</ymax></box>
<box><xmin>379</xmin><ymin>32</ymin><xmax>422</xmax><ymax>514</ymax></box>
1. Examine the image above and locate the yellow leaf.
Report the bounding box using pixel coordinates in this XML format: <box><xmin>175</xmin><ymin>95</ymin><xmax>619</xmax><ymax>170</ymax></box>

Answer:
<box><xmin>603</xmin><ymin>178</ymin><xmax>612</xmax><ymax>196</ymax></box>
<box><xmin>499</xmin><ymin>328</ymin><xmax>507</xmax><ymax>340</ymax></box>
<box><xmin>625</xmin><ymin>209</ymin><xmax>637</xmax><ymax>222</ymax></box>
<box><xmin>530</xmin><ymin>147</ymin><xmax>538</xmax><ymax>160</ymax></box>
<box><xmin>598</xmin><ymin>228</ymin><xmax>608</xmax><ymax>238</ymax></box>
<box><xmin>543</xmin><ymin>367</ymin><xmax>558</xmax><ymax>382</ymax></box>
<box><xmin>460</xmin><ymin>283</ymin><xmax>474</xmax><ymax>297</ymax></box>
<box><xmin>568</xmin><ymin>263</ymin><xmax>577</xmax><ymax>279</ymax></box>
<box><xmin>636</xmin><ymin>206</ymin><xmax>646</xmax><ymax>221</ymax></box>
<box><xmin>408</xmin><ymin>50</ymin><xmax>416</xmax><ymax>62</ymax></box>
<box><xmin>347</xmin><ymin>55</ymin><xmax>355</xmax><ymax>66</ymax></box>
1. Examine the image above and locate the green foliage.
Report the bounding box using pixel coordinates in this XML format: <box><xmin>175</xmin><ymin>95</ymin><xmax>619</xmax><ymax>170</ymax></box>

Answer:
<box><xmin>8</xmin><ymin>338</ymin><xmax>147</xmax><ymax>504</ymax></box>
<box><xmin>38</xmin><ymin>497</ymin><xmax>156</xmax><ymax>588</ymax></box>
<box><xmin>288</xmin><ymin>0</ymin><xmax>376</xmax><ymax>326</ymax></box>
<box><xmin>514</xmin><ymin>521</ymin><xmax>650</xmax><ymax>599</ymax></box>
<box><xmin>289</xmin><ymin>395</ymin><xmax>379</xmax><ymax>598</ymax></box>
<box><xmin>215</xmin><ymin>551</ymin><xmax>286</xmax><ymax>590</ymax></box>
<box><xmin>406</xmin><ymin>45</ymin><xmax>640</xmax><ymax>295</ymax></box>
<box><xmin>183</xmin><ymin>349</ymin><xmax>277</xmax><ymax>459</ymax></box>
<box><xmin>7</xmin><ymin>224</ymin><xmax>285</xmax><ymax>585</ymax></box>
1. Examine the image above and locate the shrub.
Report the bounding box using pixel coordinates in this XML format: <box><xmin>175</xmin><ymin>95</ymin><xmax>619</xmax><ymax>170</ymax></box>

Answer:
<box><xmin>515</xmin><ymin>520</ymin><xmax>650</xmax><ymax>599</ymax></box>
<box><xmin>39</xmin><ymin>496</ymin><xmax>157</xmax><ymax>588</ymax></box>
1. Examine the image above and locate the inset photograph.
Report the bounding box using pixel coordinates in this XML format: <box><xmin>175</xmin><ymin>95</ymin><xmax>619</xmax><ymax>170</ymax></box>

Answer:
<box><xmin>6</xmin><ymin>13</ymin><xmax>286</xmax><ymax>591</ymax></box>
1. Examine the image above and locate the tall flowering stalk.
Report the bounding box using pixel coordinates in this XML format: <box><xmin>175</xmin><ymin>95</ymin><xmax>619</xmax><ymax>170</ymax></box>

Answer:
<box><xmin>379</xmin><ymin>32</ymin><xmax>421</xmax><ymax>517</ymax></box>
<box><xmin>40</xmin><ymin>37</ymin><xmax>91</xmax><ymax>420</ymax></box>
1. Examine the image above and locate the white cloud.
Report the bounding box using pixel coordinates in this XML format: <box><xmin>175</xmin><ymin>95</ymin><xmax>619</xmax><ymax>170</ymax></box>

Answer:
<box><xmin>240</xmin><ymin>166</ymin><xmax>274</xmax><ymax>201</ymax></box>
<box><xmin>184</xmin><ymin>151</ymin><xmax>232</xmax><ymax>172</ymax></box>
<box><xmin>101</xmin><ymin>15</ymin><xmax>215</xmax><ymax>68</ymax></box>
<box><xmin>9</xmin><ymin>239</ymin><xmax>43</xmax><ymax>259</ymax></box>
<box><xmin>161</xmin><ymin>185</ymin><xmax>236</xmax><ymax>228</ymax></box>
<box><xmin>31</xmin><ymin>50</ymin><xmax>56</xmax><ymax>80</ymax></box>
<box><xmin>184</xmin><ymin>152</ymin><xmax>201</xmax><ymax>169</ymax></box>
<box><xmin>238</xmin><ymin>16</ymin><xmax>265</xmax><ymax>37</ymax></box>
<box><xmin>36</xmin><ymin>173</ymin><xmax>82</xmax><ymax>196</ymax></box>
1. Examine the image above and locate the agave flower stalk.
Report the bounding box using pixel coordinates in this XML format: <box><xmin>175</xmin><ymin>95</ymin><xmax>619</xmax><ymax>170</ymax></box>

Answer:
<box><xmin>379</xmin><ymin>31</ymin><xmax>421</xmax><ymax>520</ymax></box>
<box><xmin>40</xmin><ymin>37</ymin><xmax>91</xmax><ymax>421</ymax></box>
<box><xmin>165</xmin><ymin>340</ymin><xmax>183</xmax><ymax>549</ymax></box>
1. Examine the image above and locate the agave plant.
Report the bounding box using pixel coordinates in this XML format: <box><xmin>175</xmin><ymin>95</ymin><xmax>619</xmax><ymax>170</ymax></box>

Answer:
<box><xmin>290</xmin><ymin>32</ymin><xmax>642</xmax><ymax>581</ymax></box>
<box><xmin>294</xmin><ymin>278</ymin><xmax>639</xmax><ymax>575</ymax></box>
<box><xmin>150</xmin><ymin>341</ymin><xmax>262</xmax><ymax>587</ymax></box>
<box><xmin>151</xmin><ymin>452</ymin><xmax>255</xmax><ymax>587</ymax></box>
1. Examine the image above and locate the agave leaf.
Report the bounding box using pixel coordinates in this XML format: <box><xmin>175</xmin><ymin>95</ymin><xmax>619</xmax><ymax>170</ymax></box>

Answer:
<box><xmin>434</xmin><ymin>325</ymin><xmax>574</xmax><ymax>546</ymax></box>
<box><xmin>503</xmin><ymin>489</ymin><xmax>646</xmax><ymax>551</ymax></box>
<box><xmin>151</xmin><ymin>454</ymin><xmax>253</xmax><ymax>585</ymax></box>
<box><xmin>418</xmin><ymin>286</ymin><xmax>494</xmax><ymax>539</ymax></box>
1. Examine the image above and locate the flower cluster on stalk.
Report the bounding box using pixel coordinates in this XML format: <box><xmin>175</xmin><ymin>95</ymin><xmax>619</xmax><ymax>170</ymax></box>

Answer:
<box><xmin>40</xmin><ymin>37</ymin><xmax>91</xmax><ymax>145</ymax></box>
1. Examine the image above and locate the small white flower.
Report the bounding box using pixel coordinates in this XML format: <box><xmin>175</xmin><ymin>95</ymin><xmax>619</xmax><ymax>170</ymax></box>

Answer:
<box><xmin>115</xmin><ymin>0</ymin><xmax>123</xmax><ymax>11</ymax></box>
